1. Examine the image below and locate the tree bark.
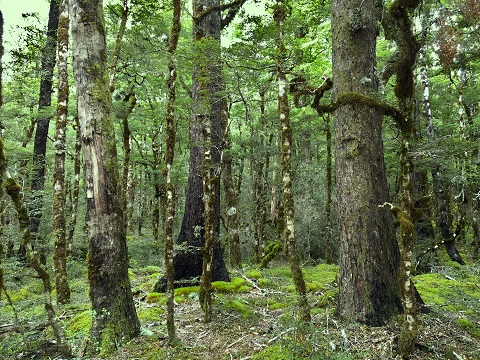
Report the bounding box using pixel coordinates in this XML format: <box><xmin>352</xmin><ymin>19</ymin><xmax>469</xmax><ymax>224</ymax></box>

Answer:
<box><xmin>66</xmin><ymin>116</ymin><xmax>81</xmax><ymax>256</ymax></box>
<box><xmin>164</xmin><ymin>0</ymin><xmax>181</xmax><ymax>343</ymax></box>
<box><xmin>70</xmin><ymin>0</ymin><xmax>140</xmax><ymax>354</ymax></box>
<box><xmin>331</xmin><ymin>0</ymin><xmax>402</xmax><ymax>325</ymax></box>
<box><xmin>26</xmin><ymin>0</ymin><xmax>59</xmax><ymax>263</ymax></box>
<box><xmin>222</xmin><ymin>106</ymin><xmax>242</xmax><ymax>269</ymax></box>
<box><xmin>52</xmin><ymin>0</ymin><xmax>71</xmax><ymax>304</ymax></box>
<box><xmin>154</xmin><ymin>0</ymin><xmax>231</xmax><ymax>293</ymax></box>
<box><xmin>275</xmin><ymin>0</ymin><xmax>310</xmax><ymax>323</ymax></box>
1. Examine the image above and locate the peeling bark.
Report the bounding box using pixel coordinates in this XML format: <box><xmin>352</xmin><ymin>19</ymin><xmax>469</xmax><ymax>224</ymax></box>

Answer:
<box><xmin>70</xmin><ymin>0</ymin><xmax>140</xmax><ymax>353</ymax></box>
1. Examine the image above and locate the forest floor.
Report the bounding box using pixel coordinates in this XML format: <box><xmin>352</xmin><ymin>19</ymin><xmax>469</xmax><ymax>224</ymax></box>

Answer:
<box><xmin>0</xmin><ymin>241</ymin><xmax>479</xmax><ymax>360</ymax></box>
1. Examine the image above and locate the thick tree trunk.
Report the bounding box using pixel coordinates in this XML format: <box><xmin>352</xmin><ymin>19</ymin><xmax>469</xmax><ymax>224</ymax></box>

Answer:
<box><xmin>331</xmin><ymin>0</ymin><xmax>402</xmax><ymax>325</ymax></box>
<box><xmin>70</xmin><ymin>0</ymin><xmax>140</xmax><ymax>354</ymax></box>
<box><xmin>154</xmin><ymin>0</ymin><xmax>230</xmax><ymax>293</ymax></box>
<box><xmin>26</xmin><ymin>0</ymin><xmax>59</xmax><ymax>263</ymax></box>
<box><xmin>52</xmin><ymin>0</ymin><xmax>71</xmax><ymax>304</ymax></box>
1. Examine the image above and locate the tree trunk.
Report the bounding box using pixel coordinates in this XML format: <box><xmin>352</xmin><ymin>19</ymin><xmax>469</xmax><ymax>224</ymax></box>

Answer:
<box><xmin>52</xmin><ymin>0</ymin><xmax>71</xmax><ymax>304</ymax></box>
<box><xmin>324</xmin><ymin>115</ymin><xmax>333</xmax><ymax>264</ymax></box>
<box><xmin>275</xmin><ymin>0</ymin><xmax>310</xmax><ymax>323</ymax></box>
<box><xmin>331</xmin><ymin>0</ymin><xmax>402</xmax><ymax>325</ymax></box>
<box><xmin>164</xmin><ymin>0</ymin><xmax>181</xmax><ymax>342</ymax></box>
<box><xmin>1</xmin><ymin>143</ymin><xmax>70</xmax><ymax>357</ymax></box>
<box><xmin>66</xmin><ymin>116</ymin><xmax>81</xmax><ymax>256</ymax></box>
<box><xmin>26</xmin><ymin>0</ymin><xmax>59</xmax><ymax>264</ymax></box>
<box><xmin>222</xmin><ymin>107</ymin><xmax>242</xmax><ymax>269</ymax></box>
<box><xmin>154</xmin><ymin>0</ymin><xmax>230</xmax><ymax>293</ymax></box>
<box><xmin>70</xmin><ymin>0</ymin><xmax>140</xmax><ymax>354</ymax></box>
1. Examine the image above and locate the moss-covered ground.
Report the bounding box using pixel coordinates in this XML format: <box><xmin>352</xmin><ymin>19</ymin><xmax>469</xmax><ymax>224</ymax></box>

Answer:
<box><xmin>0</xmin><ymin>245</ymin><xmax>479</xmax><ymax>359</ymax></box>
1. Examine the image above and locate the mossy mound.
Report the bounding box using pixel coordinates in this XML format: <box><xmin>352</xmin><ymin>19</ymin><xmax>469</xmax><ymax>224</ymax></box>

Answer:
<box><xmin>224</xmin><ymin>299</ymin><xmax>253</xmax><ymax>319</ymax></box>
<box><xmin>66</xmin><ymin>310</ymin><xmax>92</xmax><ymax>337</ymax></box>
<box><xmin>414</xmin><ymin>272</ymin><xmax>480</xmax><ymax>312</ymax></box>
<box><xmin>245</xmin><ymin>269</ymin><xmax>263</xmax><ymax>279</ymax></box>
<box><xmin>456</xmin><ymin>318</ymin><xmax>480</xmax><ymax>339</ymax></box>
<box><xmin>212</xmin><ymin>277</ymin><xmax>251</xmax><ymax>293</ymax></box>
<box><xmin>137</xmin><ymin>306</ymin><xmax>164</xmax><ymax>322</ymax></box>
<box><xmin>252</xmin><ymin>344</ymin><xmax>294</xmax><ymax>359</ymax></box>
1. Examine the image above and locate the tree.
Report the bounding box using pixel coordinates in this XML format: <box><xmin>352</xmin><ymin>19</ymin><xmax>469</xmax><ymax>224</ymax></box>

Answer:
<box><xmin>274</xmin><ymin>0</ymin><xmax>310</xmax><ymax>323</ymax></box>
<box><xmin>164</xmin><ymin>0</ymin><xmax>181</xmax><ymax>343</ymax></box>
<box><xmin>154</xmin><ymin>0</ymin><xmax>244</xmax><ymax>293</ymax></box>
<box><xmin>26</xmin><ymin>0</ymin><xmax>59</xmax><ymax>263</ymax></box>
<box><xmin>70</xmin><ymin>0</ymin><xmax>140</xmax><ymax>353</ymax></box>
<box><xmin>52</xmin><ymin>0</ymin><xmax>71</xmax><ymax>304</ymax></box>
<box><xmin>331</xmin><ymin>0</ymin><xmax>402</xmax><ymax>325</ymax></box>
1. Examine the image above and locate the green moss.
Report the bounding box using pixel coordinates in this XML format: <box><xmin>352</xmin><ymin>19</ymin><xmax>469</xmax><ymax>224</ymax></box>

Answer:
<box><xmin>137</xmin><ymin>307</ymin><xmax>164</xmax><ymax>322</ymax></box>
<box><xmin>226</xmin><ymin>299</ymin><xmax>252</xmax><ymax>319</ymax></box>
<box><xmin>414</xmin><ymin>272</ymin><xmax>480</xmax><ymax>312</ymax></box>
<box><xmin>457</xmin><ymin>318</ymin><xmax>480</xmax><ymax>338</ymax></box>
<box><xmin>66</xmin><ymin>310</ymin><xmax>92</xmax><ymax>336</ymax></box>
<box><xmin>245</xmin><ymin>269</ymin><xmax>263</xmax><ymax>279</ymax></box>
<box><xmin>146</xmin><ymin>292</ymin><xmax>166</xmax><ymax>304</ymax></box>
<box><xmin>212</xmin><ymin>277</ymin><xmax>251</xmax><ymax>293</ymax></box>
<box><xmin>10</xmin><ymin>288</ymin><xmax>29</xmax><ymax>302</ymax></box>
<box><xmin>252</xmin><ymin>344</ymin><xmax>293</xmax><ymax>360</ymax></box>
<box><xmin>174</xmin><ymin>286</ymin><xmax>199</xmax><ymax>297</ymax></box>
<box><xmin>258</xmin><ymin>278</ymin><xmax>271</xmax><ymax>288</ymax></box>
<box><xmin>268</xmin><ymin>299</ymin><xmax>289</xmax><ymax>310</ymax></box>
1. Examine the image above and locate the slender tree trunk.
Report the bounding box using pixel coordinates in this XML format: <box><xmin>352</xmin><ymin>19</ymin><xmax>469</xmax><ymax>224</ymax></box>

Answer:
<box><xmin>109</xmin><ymin>0</ymin><xmax>129</xmax><ymax>92</ymax></box>
<box><xmin>222</xmin><ymin>107</ymin><xmax>242</xmax><ymax>268</ymax></box>
<box><xmin>70</xmin><ymin>0</ymin><xmax>140</xmax><ymax>353</ymax></box>
<box><xmin>1</xmin><ymin>142</ymin><xmax>70</xmax><ymax>356</ymax></box>
<box><xmin>324</xmin><ymin>115</ymin><xmax>333</xmax><ymax>264</ymax></box>
<box><xmin>164</xmin><ymin>0</ymin><xmax>181</xmax><ymax>343</ymax></box>
<box><xmin>52</xmin><ymin>0</ymin><xmax>70</xmax><ymax>304</ymax></box>
<box><xmin>275</xmin><ymin>0</ymin><xmax>310</xmax><ymax>323</ymax></box>
<box><xmin>331</xmin><ymin>0</ymin><xmax>402</xmax><ymax>325</ymax></box>
<box><xmin>26</xmin><ymin>0</ymin><xmax>59</xmax><ymax>263</ymax></box>
<box><xmin>66</xmin><ymin>116</ymin><xmax>81</xmax><ymax>256</ymax></box>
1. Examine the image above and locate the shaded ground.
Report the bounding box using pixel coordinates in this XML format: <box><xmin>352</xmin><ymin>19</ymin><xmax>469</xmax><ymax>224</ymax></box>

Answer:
<box><xmin>0</xmin><ymin>255</ymin><xmax>479</xmax><ymax>359</ymax></box>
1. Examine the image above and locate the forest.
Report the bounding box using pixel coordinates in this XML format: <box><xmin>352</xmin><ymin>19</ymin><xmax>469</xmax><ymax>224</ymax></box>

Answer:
<box><xmin>0</xmin><ymin>0</ymin><xmax>479</xmax><ymax>359</ymax></box>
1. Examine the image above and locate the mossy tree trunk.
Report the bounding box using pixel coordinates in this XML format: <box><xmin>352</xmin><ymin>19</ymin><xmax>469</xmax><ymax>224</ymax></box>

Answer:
<box><xmin>222</xmin><ymin>105</ymin><xmax>242</xmax><ymax>269</ymax></box>
<box><xmin>275</xmin><ymin>0</ymin><xmax>310</xmax><ymax>323</ymax></box>
<box><xmin>324</xmin><ymin>115</ymin><xmax>333</xmax><ymax>264</ymax></box>
<box><xmin>70</xmin><ymin>0</ymin><xmax>140</xmax><ymax>354</ymax></box>
<box><xmin>66</xmin><ymin>116</ymin><xmax>80</xmax><ymax>256</ymax></box>
<box><xmin>331</xmin><ymin>0</ymin><xmax>402</xmax><ymax>325</ymax></box>
<box><xmin>154</xmin><ymin>0</ymin><xmax>235</xmax><ymax>294</ymax></box>
<box><xmin>164</xmin><ymin>0</ymin><xmax>181</xmax><ymax>343</ymax></box>
<box><xmin>52</xmin><ymin>0</ymin><xmax>71</xmax><ymax>305</ymax></box>
<box><xmin>1</xmin><ymin>140</ymin><xmax>70</xmax><ymax>356</ymax></box>
<box><xmin>26</xmin><ymin>0</ymin><xmax>59</xmax><ymax>264</ymax></box>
